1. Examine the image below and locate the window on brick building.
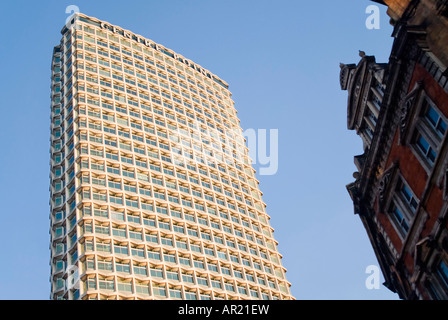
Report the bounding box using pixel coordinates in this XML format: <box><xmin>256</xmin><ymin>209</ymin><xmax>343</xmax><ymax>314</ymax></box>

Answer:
<box><xmin>412</xmin><ymin>96</ymin><xmax>447</xmax><ymax>170</ymax></box>
<box><xmin>388</xmin><ymin>177</ymin><xmax>419</xmax><ymax>238</ymax></box>
<box><xmin>427</xmin><ymin>258</ymin><xmax>448</xmax><ymax>299</ymax></box>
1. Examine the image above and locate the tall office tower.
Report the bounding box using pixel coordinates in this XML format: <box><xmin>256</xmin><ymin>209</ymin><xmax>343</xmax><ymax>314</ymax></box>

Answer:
<box><xmin>49</xmin><ymin>13</ymin><xmax>293</xmax><ymax>300</ymax></box>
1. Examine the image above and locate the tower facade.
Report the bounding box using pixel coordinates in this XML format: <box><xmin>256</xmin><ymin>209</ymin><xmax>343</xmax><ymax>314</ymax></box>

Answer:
<box><xmin>341</xmin><ymin>0</ymin><xmax>448</xmax><ymax>299</ymax></box>
<box><xmin>49</xmin><ymin>13</ymin><xmax>293</xmax><ymax>300</ymax></box>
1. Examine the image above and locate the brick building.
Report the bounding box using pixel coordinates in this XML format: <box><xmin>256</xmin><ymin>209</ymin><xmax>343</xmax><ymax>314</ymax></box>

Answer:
<box><xmin>340</xmin><ymin>0</ymin><xmax>448</xmax><ymax>299</ymax></box>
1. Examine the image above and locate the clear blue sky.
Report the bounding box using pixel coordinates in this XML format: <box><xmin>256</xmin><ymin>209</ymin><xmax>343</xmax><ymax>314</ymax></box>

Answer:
<box><xmin>0</xmin><ymin>0</ymin><xmax>399</xmax><ymax>300</ymax></box>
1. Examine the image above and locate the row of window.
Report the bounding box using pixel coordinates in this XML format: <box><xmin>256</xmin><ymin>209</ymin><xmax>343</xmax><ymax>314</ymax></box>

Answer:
<box><xmin>73</xmin><ymin>158</ymin><xmax>263</xmax><ymax>209</ymax></box>
<box><xmin>79</xmin><ymin>275</ymin><xmax>274</xmax><ymax>300</ymax></box>
<box><xmin>76</xmin><ymin>192</ymin><xmax>260</xmax><ymax>228</ymax></box>
<box><xmin>58</xmin><ymin>143</ymin><xmax>259</xmax><ymax>206</ymax></box>
<box><xmin>52</xmin><ymin>141</ymin><xmax>252</xmax><ymax>197</ymax></box>
<box><xmin>75</xmin><ymin>155</ymin><xmax>246</xmax><ymax>188</ymax></box>
<box><xmin>53</xmin><ymin>165</ymin><xmax>262</xmax><ymax>224</ymax></box>
<box><xmin>63</xmin><ymin>218</ymin><xmax>275</xmax><ymax>261</ymax></box>
<box><xmin>79</xmin><ymin>221</ymin><xmax>275</xmax><ymax>261</ymax></box>
<box><xmin>58</xmin><ymin>179</ymin><xmax>257</xmax><ymax>216</ymax></box>
<box><xmin>93</xmin><ymin>197</ymin><xmax>256</xmax><ymax>223</ymax></box>
<box><xmin>77</xmin><ymin>254</ymin><xmax>280</xmax><ymax>289</ymax></box>
<box><xmin>53</xmin><ymin>204</ymin><xmax>275</xmax><ymax>252</ymax></box>
<box><xmin>73</xmin><ymin>80</ymin><xmax>232</xmax><ymax>130</ymax></box>
<box><xmin>71</xmin><ymin>188</ymin><xmax>255</xmax><ymax>226</ymax></box>
<box><xmin>51</xmin><ymin>150</ymin><xmax>265</xmax><ymax>214</ymax></box>
<box><xmin>52</xmin><ymin>237</ymin><xmax>285</xmax><ymax>287</ymax></box>
<box><xmin>73</xmin><ymin>166</ymin><xmax>254</xmax><ymax>202</ymax></box>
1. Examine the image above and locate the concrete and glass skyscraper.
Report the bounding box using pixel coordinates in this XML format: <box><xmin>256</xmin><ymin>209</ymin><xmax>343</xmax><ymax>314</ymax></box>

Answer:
<box><xmin>49</xmin><ymin>13</ymin><xmax>293</xmax><ymax>300</ymax></box>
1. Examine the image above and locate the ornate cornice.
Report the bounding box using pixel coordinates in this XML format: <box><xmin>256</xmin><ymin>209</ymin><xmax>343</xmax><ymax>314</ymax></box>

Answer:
<box><xmin>399</xmin><ymin>80</ymin><xmax>424</xmax><ymax>145</ymax></box>
<box><xmin>378</xmin><ymin>162</ymin><xmax>399</xmax><ymax>212</ymax></box>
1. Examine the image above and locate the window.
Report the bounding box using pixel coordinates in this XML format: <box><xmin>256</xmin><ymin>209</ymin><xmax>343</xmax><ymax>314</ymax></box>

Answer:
<box><xmin>166</xmin><ymin>270</ymin><xmax>179</xmax><ymax>281</ymax></box>
<box><xmin>428</xmin><ymin>259</ymin><xmax>448</xmax><ymax>299</ymax></box>
<box><xmin>182</xmin><ymin>273</ymin><xmax>194</xmax><ymax>284</ymax></box>
<box><xmin>388</xmin><ymin>177</ymin><xmax>419</xmax><ymax>238</ymax></box>
<box><xmin>111</xmin><ymin>211</ymin><xmax>125</xmax><ymax>221</ymax></box>
<box><xmin>169</xmin><ymin>288</ymin><xmax>182</xmax><ymax>299</ymax></box>
<box><xmin>211</xmin><ymin>279</ymin><xmax>222</xmax><ymax>289</ymax></box>
<box><xmin>221</xmin><ymin>266</ymin><xmax>231</xmax><ymax>276</ymax></box>
<box><xmin>234</xmin><ymin>270</ymin><xmax>243</xmax><ymax>279</ymax></box>
<box><xmin>208</xmin><ymin>262</ymin><xmax>219</xmax><ymax>273</ymax></box>
<box><xmin>129</xmin><ymin>229</ymin><xmax>143</xmax><ymax>241</ymax></box>
<box><xmin>97</xmin><ymin>259</ymin><xmax>113</xmax><ymax>272</ymax></box>
<box><xmin>143</xmin><ymin>216</ymin><xmax>156</xmax><ymax>227</ymax></box>
<box><xmin>164</xmin><ymin>252</ymin><xmax>176</xmax><ymax>263</ymax></box>
<box><xmin>127</xmin><ymin>213</ymin><xmax>141</xmax><ymax>224</ymax></box>
<box><xmin>224</xmin><ymin>282</ymin><xmax>235</xmax><ymax>292</ymax></box>
<box><xmin>161</xmin><ymin>236</ymin><xmax>173</xmax><ymax>247</ymax></box>
<box><xmin>423</xmin><ymin>99</ymin><xmax>447</xmax><ymax>138</ymax></box>
<box><xmin>150</xmin><ymin>267</ymin><xmax>164</xmax><ymax>278</ymax></box>
<box><xmin>147</xmin><ymin>250</ymin><xmax>161</xmax><ymax>261</ymax></box>
<box><xmin>98</xmin><ymin>278</ymin><xmax>114</xmax><ymax>291</ymax></box>
<box><xmin>197</xmin><ymin>276</ymin><xmax>208</xmax><ymax>286</ymax></box>
<box><xmin>146</xmin><ymin>233</ymin><xmax>159</xmax><ymax>244</ymax></box>
<box><xmin>133</xmin><ymin>264</ymin><xmax>147</xmax><ymax>276</ymax></box>
<box><xmin>97</xmin><ymin>241</ymin><xmax>111</xmax><ymax>253</ymax></box>
<box><xmin>179</xmin><ymin>255</ymin><xmax>191</xmax><ymax>266</ymax></box>
<box><xmin>414</xmin><ymin>133</ymin><xmax>437</xmax><ymax>165</ymax></box>
<box><xmin>152</xmin><ymin>284</ymin><xmax>167</xmax><ymax>297</ymax></box>
<box><xmin>193</xmin><ymin>259</ymin><xmax>205</xmax><ymax>269</ymax></box>
<box><xmin>438</xmin><ymin>260</ymin><xmax>448</xmax><ymax>290</ymax></box>
<box><xmin>112</xmin><ymin>227</ymin><xmax>126</xmax><ymax>238</ymax></box>
<box><xmin>412</xmin><ymin>96</ymin><xmax>447</xmax><ymax>169</ymax></box>
<box><xmin>116</xmin><ymin>261</ymin><xmax>131</xmax><ymax>274</ymax></box>
<box><xmin>173</xmin><ymin>224</ymin><xmax>185</xmax><ymax>234</ymax></box>
<box><xmin>135</xmin><ymin>283</ymin><xmax>150</xmax><ymax>295</ymax></box>
<box><xmin>114</xmin><ymin>244</ymin><xmax>129</xmax><ymax>255</ymax></box>
<box><xmin>185</xmin><ymin>291</ymin><xmax>197</xmax><ymax>300</ymax></box>
<box><xmin>399</xmin><ymin>183</ymin><xmax>418</xmax><ymax>212</ymax></box>
<box><xmin>250</xmin><ymin>289</ymin><xmax>259</xmax><ymax>298</ymax></box>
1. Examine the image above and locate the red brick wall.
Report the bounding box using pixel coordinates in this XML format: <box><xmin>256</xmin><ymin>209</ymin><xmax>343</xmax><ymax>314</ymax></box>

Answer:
<box><xmin>409</xmin><ymin>63</ymin><xmax>448</xmax><ymax>239</ymax></box>
<box><xmin>375</xmin><ymin>62</ymin><xmax>448</xmax><ymax>274</ymax></box>
<box><xmin>410</xmin><ymin>63</ymin><xmax>448</xmax><ymax>118</ymax></box>
<box><xmin>377</xmin><ymin>129</ymin><xmax>428</xmax><ymax>254</ymax></box>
